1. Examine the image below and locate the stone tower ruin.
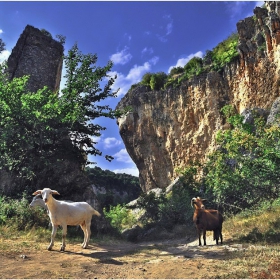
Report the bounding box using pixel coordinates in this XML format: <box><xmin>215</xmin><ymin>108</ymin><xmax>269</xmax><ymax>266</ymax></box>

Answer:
<box><xmin>6</xmin><ymin>25</ymin><xmax>63</xmax><ymax>92</ymax></box>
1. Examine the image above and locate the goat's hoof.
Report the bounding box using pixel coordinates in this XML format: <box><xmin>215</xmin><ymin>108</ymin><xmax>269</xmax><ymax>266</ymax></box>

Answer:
<box><xmin>60</xmin><ymin>246</ymin><xmax>65</xmax><ymax>251</ymax></box>
<box><xmin>47</xmin><ymin>247</ymin><xmax>52</xmax><ymax>251</ymax></box>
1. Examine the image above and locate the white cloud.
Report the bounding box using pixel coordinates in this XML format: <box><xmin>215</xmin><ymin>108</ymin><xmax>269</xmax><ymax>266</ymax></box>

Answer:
<box><xmin>225</xmin><ymin>1</ymin><xmax>256</xmax><ymax>19</ymax></box>
<box><xmin>108</xmin><ymin>61</ymin><xmax>153</xmax><ymax>96</ymax></box>
<box><xmin>0</xmin><ymin>29</ymin><xmax>3</xmax><ymax>35</ymax></box>
<box><xmin>126</xmin><ymin>62</ymin><xmax>151</xmax><ymax>81</ymax></box>
<box><xmin>123</xmin><ymin>33</ymin><xmax>132</xmax><ymax>42</ymax></box>
<box><xmin>168</xmin><ymin>51</ymin><xmax>204</xmax><ymax>73</ymax></box>
<box><xmin>0</xmin><ymin>50</ymin><xmax>10</xmax><ymax>63</ymax></box>
<box><xmin>164</xmin><ymin>15</ymin><xmax>173</xmax><ymax>36</ymax></box>
<box><xmin>149</xmin><ymin>56</ymin><xmax>159</xmax><ymax>65</ymax></box>
<box><xmin>110</xmin><ymin>46</ymin><xmax>132</xmax><ymax>65</ymax></box>
<box><xmin>157</xmin><ymin>14</ymin><xmax>173</xmax><ymax>43</ymax></box>
<box><xmin>113</xmin><ymin>167</ymin><xmax>139</xmax><ymax>177</ymax></box>
<box><xmin>113</xmin><ymin>148</ymin><xmax>134</xmax><ymax>164</ymax></box>
<box><xmin>108</xmin><ymin>52</ymin><xmax>160</xmax><ymax>96</ymax></box>
<box><xmin>256</xmin><ymin>1</ymin><xmax>264</xmax><ymax>8</ymax></box>
<box><xmin>157</xmin><ymin>34</ymin><xmax>168</xmax><ymax>43</ymax></box>
<box><xmin>142</xmin><ymin>47</ymin><xmax>154</xmax><ymax>56</ymax></box>
<box><xmin>103</xmin><ymin>137</ymin><xmax>122</xmax><ymax>149</ymax></box>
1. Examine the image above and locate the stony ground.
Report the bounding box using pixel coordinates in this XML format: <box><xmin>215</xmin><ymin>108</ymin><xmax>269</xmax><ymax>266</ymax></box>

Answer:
<box><xmin>0</xmin><ymin>233</ymin><xmax>265</xmax><ymax>279</ymax></box>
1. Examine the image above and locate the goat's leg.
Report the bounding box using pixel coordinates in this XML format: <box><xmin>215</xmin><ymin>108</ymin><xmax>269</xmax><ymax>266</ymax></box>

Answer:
<box><xmin>80</xmin><ymin>222</ymin><xmax>87</xmax><ymax>248</ymax></box>
<box><xmin>60</xmin><ymin>224</ymin><xmax>67</xmax><ymax>251</ymax></box>
<box><xmin>220</xmin><ymin>228</ymin><xmax>223</xmax><ymax>244</ymax></box>
<box><xmin>197</xmin><ymin>228</ymin><xmax>202</xmax><ymax>246</ymax></box>
<box><xmin>48</xmin><ymin>224</ymin><xmax>58</xmax><ymax>250</ymax></box>
<box><xmin>83</xmin><ymin>221</ymin><xmax>91</xmax><ymax>249</ymax></box>
<box><xmin>214</xmin><ymin>230</ymin><xmax>218</xmax><ymax>245</ymax></box>
<box><xmin>203</xmin><ymin>229</ymin><xmax>207</xmax><ymax>246</ymax></box>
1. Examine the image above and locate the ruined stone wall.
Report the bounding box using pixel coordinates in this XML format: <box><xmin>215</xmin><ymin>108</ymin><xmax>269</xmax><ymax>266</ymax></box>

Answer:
<box><xmin>116</xmin><ymin>2</ymin><xmax>280</xmax><ymax>192</ymax></box>
<box><xmin>7</xmin><ymin>25</ymin><xmax>63</xmax><ymax>92</ymax></box>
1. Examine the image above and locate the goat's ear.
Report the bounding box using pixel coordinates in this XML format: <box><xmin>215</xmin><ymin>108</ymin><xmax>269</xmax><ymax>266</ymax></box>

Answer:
<box><xmin>191</xmin><ymin>198</ymin><xmax>195</xmax><ymax>208</ymax></box>
<box><xmin>32</xmin><ymin>190</ymin><xmax>42</xmax><ymax>196</ymax></box>
<box><xmin>51</xmin><ymin>190</ymin><xmax>60</xmax><ymax>196</ymax></box>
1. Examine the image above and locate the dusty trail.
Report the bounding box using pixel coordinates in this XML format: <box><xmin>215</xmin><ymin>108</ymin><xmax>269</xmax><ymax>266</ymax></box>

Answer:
<box><xmin>0</xmin><ymin>235</ymin><xmax>246</xmax><ymax>279</ymax></box>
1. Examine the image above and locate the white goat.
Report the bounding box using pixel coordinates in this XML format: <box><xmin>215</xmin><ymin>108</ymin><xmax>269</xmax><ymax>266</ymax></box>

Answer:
<box><xmin>32</xmin><ymin>188</ymin><xmax>101</xmax><ymax>251</ymax></box>
<box><xmin>29</xmin><ymin>195</ymin><xmax>79</xmax><ymax>230</ymax></box>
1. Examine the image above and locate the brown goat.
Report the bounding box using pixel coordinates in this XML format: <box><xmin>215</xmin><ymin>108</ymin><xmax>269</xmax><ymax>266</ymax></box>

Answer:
<box><xmin>191</xmin><ymin>197</ymin><xmax>223</xmax><ymax>246</ymax></box>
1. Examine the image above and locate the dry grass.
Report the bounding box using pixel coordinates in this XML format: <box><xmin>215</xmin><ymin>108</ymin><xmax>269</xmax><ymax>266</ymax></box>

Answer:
<box><xmin>213</xmin><ymin>205</ymin><xmax>280</xmax><ymax>278</ymax></box>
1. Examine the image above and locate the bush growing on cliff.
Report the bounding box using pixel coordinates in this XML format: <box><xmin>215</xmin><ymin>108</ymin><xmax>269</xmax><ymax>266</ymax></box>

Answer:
<box><xmin>141</xmin><ymin>72</ymin><xmax>153</xmax><ymax>86</ymax></box>
<box><xmin>211</xmin><ymin>32</ymin><xmax>239</xmax><ymax>71</ymax></box>
<box><xmin>131</xmin><ymin>31</ymin><xmax>240</xmax><ymax>92</ymax></box>
<box><xmin>40</xmin><ymin>28</ymin><xmax>52</xmax><ymax>38</ymax></box>
<box><xmin>183</xmin><ymin>57</ymin><xmax>203</xmax><ymax>79</ymax></box>
<box><xmin>140</xmin><ymin>72</ymin><xmax>168</xmax><ymax>91</ymax></box>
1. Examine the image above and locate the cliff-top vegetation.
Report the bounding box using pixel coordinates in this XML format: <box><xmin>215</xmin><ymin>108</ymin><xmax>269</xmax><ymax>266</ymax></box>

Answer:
<box><xmin>133</xmin><ymin>32</ymin><xmax>241</xmax><ymax>92</ymax></box>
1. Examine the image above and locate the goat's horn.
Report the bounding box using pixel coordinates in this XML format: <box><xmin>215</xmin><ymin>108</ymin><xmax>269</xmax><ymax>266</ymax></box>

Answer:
<box><xmin>191</xmin><ymin>198</ymin><xmax>196</xmax><ymax>208</ymax></box>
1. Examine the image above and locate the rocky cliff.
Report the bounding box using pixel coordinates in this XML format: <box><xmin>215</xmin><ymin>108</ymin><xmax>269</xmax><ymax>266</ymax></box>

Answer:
<box><xmin>116</xmin><ymin>2</ymin><xmax>280</xmax><ymax>192</ymax></box>
<box><xmin>7</xmin><ymin>25</ymin><xmax>63</xmax><ymax>93</ymax></box>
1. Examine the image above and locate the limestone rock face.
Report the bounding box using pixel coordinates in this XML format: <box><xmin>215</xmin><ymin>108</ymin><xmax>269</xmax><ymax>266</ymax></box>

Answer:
<box><xmin>116</xmin><ymin>2</ymin><xmax>280</xmax><ymax>192</ymax></box>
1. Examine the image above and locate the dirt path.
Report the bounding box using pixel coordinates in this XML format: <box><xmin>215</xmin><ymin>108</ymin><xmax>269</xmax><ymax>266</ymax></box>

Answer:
<box><xmin>0</xmin><ymin>234</ymin><xmax>250</xmax><ymax>279</ymax></box>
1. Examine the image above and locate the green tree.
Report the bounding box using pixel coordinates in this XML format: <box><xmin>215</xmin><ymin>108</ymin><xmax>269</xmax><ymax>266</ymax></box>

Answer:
<box><xmin>0</xmin><ymin>38</ymin><xmax>5</xmax><ymax>53</ymax></box>
<box><xmin>0</xmin><ymin>43</ymin><xmax>119</xmax><ymax>195</ymax></box>
<box><xmin>60</xmin><ymin>43</ymin><xmax>118</xmax><ymax>163</ymax></box>
<box><xmin>204</xmin><ymin>107</ymin><xmax>280</xmax><ymax>213</ymax></box>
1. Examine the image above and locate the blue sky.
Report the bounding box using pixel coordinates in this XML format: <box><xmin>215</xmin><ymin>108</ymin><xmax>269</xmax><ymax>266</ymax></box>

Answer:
<box><xmin>0</xmin><ymin>1</ymin><xmax>262</xmax><ymax>177</ymax></box>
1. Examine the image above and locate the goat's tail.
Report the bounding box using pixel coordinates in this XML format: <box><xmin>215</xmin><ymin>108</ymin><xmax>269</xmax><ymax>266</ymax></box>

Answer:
<box><xmin>92</xmin><ymin>208</ymin><xmax>101</xmax><ymax>217</ymax></box>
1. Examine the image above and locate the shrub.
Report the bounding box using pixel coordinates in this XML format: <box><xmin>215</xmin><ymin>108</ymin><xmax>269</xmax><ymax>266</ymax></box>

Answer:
<box><xmin>160</xmin><ymin>186</ymin><xmax>194</xmax><ymax>228</ymax></box>
<box><xmin>211</xmin><ymin>32</ymin><xmax>239</xmax><ymax>71</ymax></box>
<box><xmin>140</xmin><ymin>72</ymin><xmax>168</xmax><ymax>91</ymax></box>
<box><xmin>140</xmin><ymin>72</ymin><xmax>153</xmax><ymax>86</ymax></box>
<box><xmin>0</xmin><ymin>195</ymin><xmax>49</xmax><ymax>230</ymax></box>
<box><xmin>150</xmin><ymin>72</ymin><xmax>168</xmax><ymax>91</ymax></box>
<box><xmin>103</xmin><ymin>204</ymin><xmax>137</xmax><ymax>232</ymax></box>
<box><xmin>183</xmin><ymin>57</ymin><xmax>203</xmax><ymax>79</ymax></box>
<box><xmin>169</xmin><ymin>66</ymin><xmax>184</xmax><ymax>76</ymax></box>
<box><xmin>40</xmin><ymin>28</ymin><xmax>53</xmax><ymax>38</ymax></box>
<box><xmin>204</xmin><ymin>106</ymin><xmax>280</xmax><ymax>214</ymax></box>
<box><xmin>135</xmin><ymin>192</ymin><xmax>167</xmax><ymax>223</ymax></box>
